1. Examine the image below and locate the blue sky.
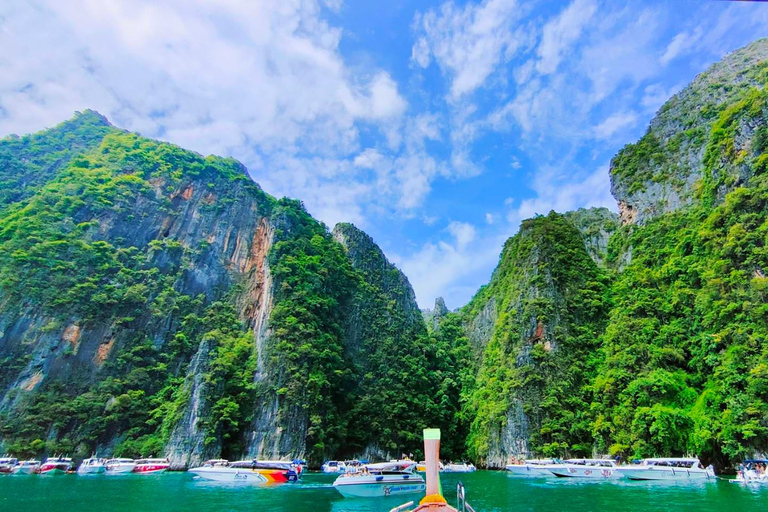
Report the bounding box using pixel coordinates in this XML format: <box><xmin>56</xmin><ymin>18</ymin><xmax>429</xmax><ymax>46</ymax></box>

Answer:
<box><xmin>1</xmin><ymin>1</ymin><xmax>767</xmax><ymax>308</ymax></box>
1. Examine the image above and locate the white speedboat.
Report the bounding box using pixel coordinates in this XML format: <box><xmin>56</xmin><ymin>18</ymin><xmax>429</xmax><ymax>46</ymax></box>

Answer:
<box><xmin>0</xmin><ymin>457</ymin><xmax>18</xmax><ymax>474</ymax></box>
<box><xmin>189</xmin><ymin>460</ymin><xmax>268</xmax><ymax>484</ymax></box>
<box><xmin>333</xmin><ymin>461</ymin><xmax>426</xmax><ymax>498</ymax></box>
<box><xmin>322</xmin><ymin>460</ymin><xmax>348</xmax><ymax>473</ymax></box>
<box><xmin>505</xmin><ymin>459</ymin><xmax>558</xmax><ymax>477</ymax></box>
<box><xmin>133</xmin><ymin>458</ymin><xmax>170</xmax><ymax>474</ymax></box>
<box><xmin>77</xmin><ymin>458</ymin><xmax>106</xmax><ymax>475</ymax></box>
<box><xmin>616</xmin><ymin>458</ymin><xmax>715</xmax><ymax>480</ymax></box>
<box><xmin>733</xmin><ymin>460</ymin><xmax>768</xmax><ymax>484</ymax></box>
<box><xmin>12</xmin><ymin>460</ymin><xmax>40</xmax><ymax>475</ymax></box>
<box><xmin>548</xmin><ymin>459</ymin><xmax>620</xmax><ymax>479</ymax></box>
<box><xmin>40</xmin><ymin>457</ymin><xmax>73</xmax><ymax>475</ymax></box>
<box><xmin>105</xmin><ymin>458</ymin><xmax>136</xmax><ymax>474</ymax></box>
<box><xmin>442</xmin><ymin>462</ymin><xmax>476</xmax><ymax>473</ymax></box>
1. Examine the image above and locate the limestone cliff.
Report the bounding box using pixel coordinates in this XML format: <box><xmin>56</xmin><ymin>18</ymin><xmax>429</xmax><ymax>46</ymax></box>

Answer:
<box><xmin>0</xmin><ymin>113</ymin><xmax>457</xmax><ymax>467</ymax></box>
<box><xmin>611</xmin><ymin>38</ymin><xmax>768</xmax><ymax>225</ymax></box>
<box><xmin>422</xmin><ymin>297</ymin><xmax>449</xmax><ymax>332</ymax></box>
<box><xmin>461</xmin><ymin>213</ymin><xmax>610</xmax><ymax>467</ymax></box>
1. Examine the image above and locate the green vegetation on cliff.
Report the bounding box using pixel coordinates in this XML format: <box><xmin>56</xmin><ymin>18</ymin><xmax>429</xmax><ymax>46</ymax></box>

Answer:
<box><xmin>463</xmin><ymin>212</ymin><xmax>611</xmax><ymax>462</ymax></box>
<box><xmin>0</xmin><ymin>112</ymin><xmax>467</xmax><ymax>465</ymax></box>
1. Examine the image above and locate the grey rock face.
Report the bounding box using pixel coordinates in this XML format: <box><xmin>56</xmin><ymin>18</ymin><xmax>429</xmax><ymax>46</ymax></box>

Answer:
<box><xmin>484</xmin><ymin>401</ymin><xmax>530</xmax><ymax>469</ymax></box>
<box><xmin>422</xmin><ymin>296</ymin><xmax>449</xmax><ymax>331</ymax></box>
<box><xmin>332</xmin><ymin>222</ymin><xmax>423</xmax><ymax>328</ymax></box>
<box><xmin>564</xmin><ymin>208</ymin><xmax>620</xmax><ymax>267</ymax></box>
<box><xmin>610</xmin><ymin>38</ymin><xmax>768</xmax><ymax>224</ymax></box>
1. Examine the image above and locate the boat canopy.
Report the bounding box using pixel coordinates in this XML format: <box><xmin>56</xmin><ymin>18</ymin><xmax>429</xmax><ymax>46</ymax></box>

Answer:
<box><xmin>229</xmin><ymin>460</ymin><xmax>295</xmax><ymax>470</ymax></box>
<box><xmin>643</xmin><ymin>458</ymin><xmax>700</xmax><ymax>467</ymax></box>
<box><xmin>565</xmin><ymin>459</ymin><xmax>617</xmax><ymax>467</ymax></box>
<box><xmin>364</xmin><ymin>461</ymin><xmax>417</xmax><ymax>474</ymax></box>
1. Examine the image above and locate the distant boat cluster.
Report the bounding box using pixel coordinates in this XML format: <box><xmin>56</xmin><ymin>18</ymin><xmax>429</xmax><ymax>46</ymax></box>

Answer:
<box><xmin>505</xmin><ymin>457</ymin><xmax>716</xmax><ymax>481</ymax></box>
<box><xmin>0</xmin><ymin>456</ymin><xmax>170</xmax><ymax>475</ymax></box>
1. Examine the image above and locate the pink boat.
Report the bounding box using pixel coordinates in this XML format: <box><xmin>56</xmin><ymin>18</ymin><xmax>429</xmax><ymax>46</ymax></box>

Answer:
<box><xmin>39</xmin><ymin>457</ymin><xmax>73</xmax><ymax>475</ymax></box>
<box><xmin>133</xmin><ymin>458</ymin><xmax>170</xmax><ymax>474</ymax></box>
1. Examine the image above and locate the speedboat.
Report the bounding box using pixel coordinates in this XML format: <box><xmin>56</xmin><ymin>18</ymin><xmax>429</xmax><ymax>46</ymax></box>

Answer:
<box><xmin>250</xmin><ymin>460</ymin><xmax>302</xmax><ymax>483</ymax></box>
<box><xmin>548</xmin><ymin>458</ymin><xmax>620</xmax><ymax>479</ymax></box>
<box><xmin>105</xmin><ymin>458</ymin><xmax>136</xmax><ymax>474</ymax></box>
<box><xmin>12</xmin><ymin>460</ymin><xmax>40</xmax><ymax>475</ymax></box>
<box><xmin>77</xmin><ymin>457</ymin><xmax>106</xmax><ymax>475</ymax></box>
<box><xmin>133</xmin><ymin>458</ymin><xmax>170</xmax><ymax>474</ymax></box>
<box><xmin>322</xmin><ymin>460</ymin><xmax>348</xmax><ymax>473</ymax></box>
<box><xmin>333</xmin><ymin>461</ymin><xmax>426</xmax><ymax>498</ymax></box>
<box><xmin>505</xmin><ymin>459</ymin><xmax>558</xmax><ymax>477</ymax></box>
<box><xmin>734</xmin><ymin>460</ymin><xmax>768</xmax><ymax>484</ymax></box>
<box><xmin>616</xmin><ymin>458</ymin><xmax>715</xmax><ymax>480</ymax></box>
<box><xmin>442</xmin><ymin>462</ymin><xmax>476</xmax><ymax>473</ymax></box>
<box><xmin>40</xmin><ymin>456</ymin><xmax>73</xmax><ymax>475</ymax></box>
<box><xmin>0</xmin><ymin>457</ymin><xmax>18</xmax><ymax>474</ymax></box>
<box><xmin>189</xmin><ymin>459</ymin><xmax>269</xmax><ymax>484</ymax></box>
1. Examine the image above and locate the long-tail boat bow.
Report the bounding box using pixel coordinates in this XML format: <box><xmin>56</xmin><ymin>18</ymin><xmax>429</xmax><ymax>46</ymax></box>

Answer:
<box><xmin>390</xmin><ymin>428</ymin><xmax>475</xmax><ymax>512</ymax></box>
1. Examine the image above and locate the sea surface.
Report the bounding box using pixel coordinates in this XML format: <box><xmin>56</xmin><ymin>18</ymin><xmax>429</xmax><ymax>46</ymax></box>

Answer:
<box><xmin>2</xmin><ymin>470</ymin><xmax>767</xmax><ymax>511</ymax></box>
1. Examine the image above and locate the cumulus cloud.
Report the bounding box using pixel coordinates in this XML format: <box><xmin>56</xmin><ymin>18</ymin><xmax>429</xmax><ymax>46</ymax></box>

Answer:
<box><xmin>536</xmin><ymin>0</ymin><xmax>597</xmax><ymax>75</ymax></box>
<box><xmin>0</xmin><ymin>0</ymin><xmax>420</xmax><ymax>226</ymax></box>
<box><xmin>411</xmin><ymin>0</ymin><xmax>526</xmax><ymax>99</ymax></box>
<box><xmin>593</xmin><ymin>111</ymin><xmax>638</xmax><ymax>139</ymax></box>
<box><xmin>397</xmin><ymin>221</ymin><xmax>503</xmax><ymax>307</ymax></box>
<box><xmin>508</xmin><ymin>164</ymin><xmax>616</xmax><ymax>228</ymax></box>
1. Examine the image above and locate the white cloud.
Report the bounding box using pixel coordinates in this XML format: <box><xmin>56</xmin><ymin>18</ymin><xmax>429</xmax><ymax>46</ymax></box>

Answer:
<box><xmin>397</xmin><ymin>223</ymin><xmax>503</xmax><ymax>307</ymax></box>
<box><xmin>641</xmin><ymin>82</ymin><xmax>683</xmax><ymax>112</ymax></box>
<box><xmin>411</xmin><ymin>0</ymin><xmax>526</xmax><ymax>99</ymax></box>
<box><xmin>447</xmin><ymin>221</ymin><xmax>476</xmax><ymax>249</ymax></box>
<box><xmin>593</xmin><ymin>111</ymin><xmax>638</xmax><ymax>139</ymax></box>
<box><xmin>485</xmin><ymin>213</ymin><xmax>495</xmax><ymax>224</ymax></box>
<box><xmin>536</xmin><ymin>0</ymin><xmax>597</xmax><ymax>75</ymax></box>
<box><xmin>0</xmin><ymin>0</ymin><xmax>417</xmax><ymax>227</ymax></box>
<box><xmin>508</xmin><ymin>164</ymin><xmax>616</xmax><ymax>228</ymax></box>
<box><xmin>660</xmin><ymin>28</ymin><xmax>703</xmax><ymax>65</ymax></box>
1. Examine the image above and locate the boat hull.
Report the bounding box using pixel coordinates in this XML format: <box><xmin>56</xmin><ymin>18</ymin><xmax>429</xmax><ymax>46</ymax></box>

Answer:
<box><xmin>505</xmin><ymin>465</ymin><xmax>554</xmax><ymax>477</ymax></box>
<box><xmin>12</xmin><ymin>466</ymin><xmax>38</xmax><ymax>475</ymax></box>
<box><xmin>618</xmin><ymin>468</ymin><xmax>714</xmax><ymax>480</ymax></box>
<box><xmin>189</xmin><ymin>467</ymin><xmax>269</xmax><ymax>484</ymax></box>
<box><xmin>39</xmin><ymin>467</ymin><xmax>68</xmax><ymax>475</ymax></box>
<box><xmin>550</xmin><ymin>466</ymin><xmax>618</xmax><ymax>479</ymax></box>
<box><xmin>334</xmin><ymin>475</ymin><xmax>426</xmax><ymax>498</ymax></box>
<box><xmin>105</xmin><ymin>465</ymin><xmax>136</xmax><ymax>474</ymax></box>
<box><xmin>78</xmin><ymin>466</ymin><xmax>106</xmax><ymax>475</ymax></box>
<box><xmin>443</xmin><ymin>466</ymin><xmax>476</xmax><ymax>473</ymax></box>
<box><xmin>134</xmin><ymin>466</ymin><xmax>169</xmax><ymax>475</ymax></box>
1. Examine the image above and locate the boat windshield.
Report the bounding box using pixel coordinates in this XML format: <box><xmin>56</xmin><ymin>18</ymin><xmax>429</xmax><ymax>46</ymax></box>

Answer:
<box><xmin>645</xmin><ymin>459</ymin><xmax>699</xmax><ymax>468</ymax></box>
<box><xmin>364</xmin><ymin>462</ymin><xmax>416</xmax><ymax>474</ymax></box>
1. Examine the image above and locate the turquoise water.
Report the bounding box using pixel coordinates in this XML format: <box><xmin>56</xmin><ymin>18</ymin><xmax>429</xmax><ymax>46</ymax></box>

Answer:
<box><xmin>2</xmin><ymin>471</ymin><xmax>767</xmax><ymax>511</ymax></box>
